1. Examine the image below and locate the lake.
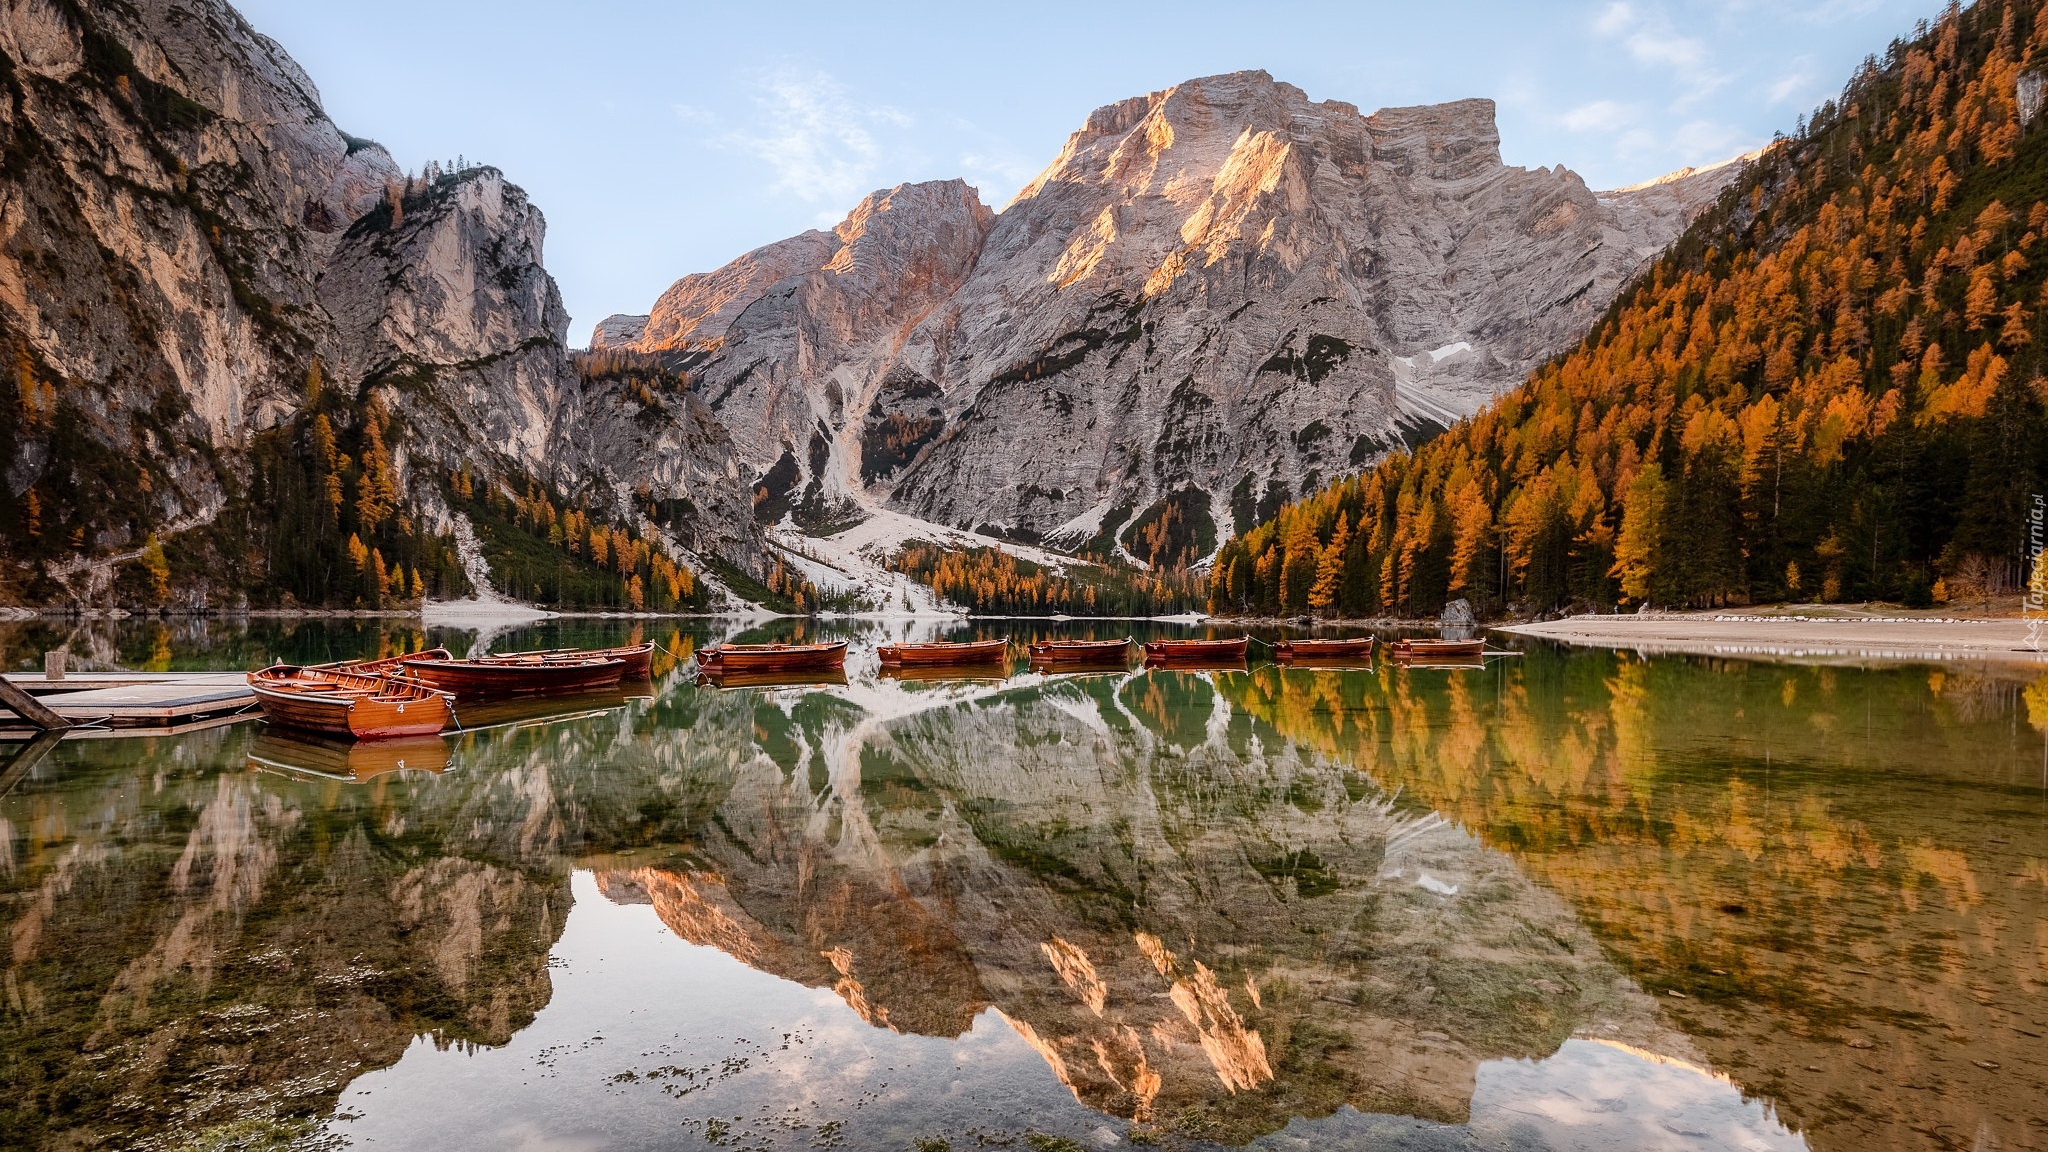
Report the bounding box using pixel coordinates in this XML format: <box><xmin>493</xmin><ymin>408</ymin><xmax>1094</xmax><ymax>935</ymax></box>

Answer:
<box><xmin>2</xmin><ymin>618</ymin><xmax>2043</xmax><ymax>1151</ymax></box>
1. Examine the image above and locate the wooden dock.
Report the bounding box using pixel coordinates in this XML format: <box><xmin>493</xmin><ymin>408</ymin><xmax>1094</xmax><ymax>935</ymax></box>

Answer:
<box><xmin>1</xmin><ymin>672</ymin><xmax>259</xmax><ymax>739</ymax></box>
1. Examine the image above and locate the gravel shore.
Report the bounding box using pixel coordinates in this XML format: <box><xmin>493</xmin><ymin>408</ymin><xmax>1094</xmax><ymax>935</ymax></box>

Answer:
<box><xmin>1500</xmin><ymin>610</ymin><xmax>2048</xmax><ymax>664</ymax></box>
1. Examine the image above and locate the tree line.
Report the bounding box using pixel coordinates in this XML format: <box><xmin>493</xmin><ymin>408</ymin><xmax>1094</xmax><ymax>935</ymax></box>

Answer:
<box><xmin>1214</xmin><ymin>0</ymin><xmax>2048</xmax><ymax>619</ymax></box>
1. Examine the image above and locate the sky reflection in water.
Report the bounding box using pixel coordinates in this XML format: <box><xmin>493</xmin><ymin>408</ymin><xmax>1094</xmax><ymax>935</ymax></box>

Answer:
<box><xmin>0</xmin><ymin>618</ymin><xmax>2041</xmax><ymax>1151</ymax></box>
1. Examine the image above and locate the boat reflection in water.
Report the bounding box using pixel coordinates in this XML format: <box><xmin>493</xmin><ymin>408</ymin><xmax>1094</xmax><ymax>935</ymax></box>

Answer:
<box><xmin>876</xmin><ymin>662</ymin><xmax>1010</xmax><ymax>685</ymax></box>
<box><xmin>4</xmin><ymin>619</ymin><xmax>2043</xmax><ymax>1152</ymax></box>
<box><xmin>694</xmin><ymin>666</ymin><xmax>850</xmax><ymax>691</ymax></box>
<box><xmin>247</xmin><ymin>687</ymin><xmax>634</xmax><ymax>783</ymax></box>
<box><xmin>444</xmin><ymin>687</ymin><xmax>633</xmax><ymax>732</ymax></box>
<box><xmin>247</xmin><ymin>729</ymin><xmax>452</xmax><ymax>782</ymax></box>
<box><xmin>1393</xmin><ymin>652</ymin><xmax>1489</xmax><ymax>670</ymax></box>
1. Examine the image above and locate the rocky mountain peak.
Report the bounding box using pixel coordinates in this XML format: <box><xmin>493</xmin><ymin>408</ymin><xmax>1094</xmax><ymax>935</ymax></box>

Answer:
<box><xmin>597</xmin><ymin>73</ymin><xmax>1749</xmax><ymax>568</ymax></box>
<box><xmin>0</xmin><ymin>0</ymin><xmax>765</xmax><ymax>607</ymax></box>
<box><xmin>1365</xmin><ymin>97</ymin><xmax>1503</xmax><ymax>180</ymax></box>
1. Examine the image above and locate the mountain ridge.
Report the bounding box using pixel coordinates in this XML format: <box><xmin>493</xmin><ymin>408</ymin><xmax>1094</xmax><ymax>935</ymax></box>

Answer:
<box><xmin>597</xmin><ymin>71</ymin><xmax>1744</xmax><ymax>572</ymax></box>
<box><xmin>1211</xmin><ymin>0</ymin><xmax>2048</xmax><ymax>619</ymax></box>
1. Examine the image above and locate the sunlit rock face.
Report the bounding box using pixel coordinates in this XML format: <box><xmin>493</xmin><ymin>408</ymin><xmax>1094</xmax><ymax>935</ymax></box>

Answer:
<box><xmin>0</xmin><ymin>0</ymin><xmax>399</xmax><ymax>508</ymax></box>
<box><xmin>613</xmin><ymin>71</ymin><xmax>1739</xmax><ymax>547</ymax></box>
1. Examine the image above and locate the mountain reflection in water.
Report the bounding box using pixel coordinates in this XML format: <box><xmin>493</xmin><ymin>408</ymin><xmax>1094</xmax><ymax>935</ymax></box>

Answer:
<box><xmin>0</xmin><ymin>620</ymin><xmax>2041</xmax><ymax>1151</ymax></box>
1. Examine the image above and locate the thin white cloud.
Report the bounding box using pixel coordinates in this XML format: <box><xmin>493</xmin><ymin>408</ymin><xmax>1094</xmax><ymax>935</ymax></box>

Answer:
<box><xmin>1561</xmin><ymin>99</ymin><xmax>1638</xmax><ymax>132</ymax></box>
<box><xmin>1593</xmin><ymin>1</ymin><xmax>1634</xmax><ymax>36</ymax></box>
<box><xmin>721</xmin><ymin>67</ymin><xmax>911</xmax><ymax>206</ymax></box>
<box><xmin>1670</xmin><ymin>119</ymin><xmax>1756</xmax><ymax>165</ymax></box>
<box><xmin>1767</xmin><ymin>64</ymin><xmax>1815</xmax><ymax>106</ymax></box>
<box><xmin>1721</xmin><ymin>0</ymin><xmax>1885</xmax><ymax>23</ymax></box>
<box><xmin>1592</xmin><ymin>1</ymin><xmax>1730</xmax><ymax>105</ymax></box>
<box><xmin>671</xmin><ymin>103</ymin><xmax>716</xmax><ymax>126</ymax></box>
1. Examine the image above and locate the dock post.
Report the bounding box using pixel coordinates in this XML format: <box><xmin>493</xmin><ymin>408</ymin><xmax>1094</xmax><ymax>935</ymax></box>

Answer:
<box><xmin>44</xmin><ymin>650</ymin><xmax>65</xmax><ymax>681</ymax></box>
<box><xmin>0</xmin><ymin>677</ymin><xmax>72</xmax><ymax>731</ymax></box>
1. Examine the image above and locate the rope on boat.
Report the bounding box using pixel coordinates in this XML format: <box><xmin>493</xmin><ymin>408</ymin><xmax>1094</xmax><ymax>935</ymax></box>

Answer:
<box><xmin>445</xmin><ymin>702</ymin><xmax>465</xmax><ymax>734</ymax></box>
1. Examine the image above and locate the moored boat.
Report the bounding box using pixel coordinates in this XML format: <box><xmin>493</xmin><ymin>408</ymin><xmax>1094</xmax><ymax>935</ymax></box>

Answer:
<box><xmin>877</xmin><ymin>638</ymin><xmax>1009</xmax><ymax>666</ymax></box>
<box><xmin>481</xmin><ymin>642</ymin><xmax>655</xmax><ymax>679</ymax></box>
<box><xmin>399</xmin><ymin>653</ymin><xmax>628</xmax><ymax>695</ymax></box>
<box><xmin>1141</xmin><ymin>636</ymin><xmax>1250</xmax><ymax>665</ymax></box>
<box><xmin>1026</xmin><ymin>638</ymin><xmax>1133</xmax><ymax>665</ymax></box>
<box><xmin>248</xmin><ymin>666</ymin><xmax>454</xmax><ymax>740</ymax></box>
<box><xmin>695</xmin><ymin>640</ymin><xmax>848</xmax><ymax>674</ymax></box>
<box><xmin>325</xmin><ymin>648</ymin><xmax>453</xmax><ymax>676</ymax></box>
<box><xmin>1390</xmin><ymin>638</ymin><xmax>1485</xmax><ymax>659</ymax></box>
<box><xmin>1273</xmin><ymin>636</ymin><xmax>1376</xmax><ymax>663</ymax></box>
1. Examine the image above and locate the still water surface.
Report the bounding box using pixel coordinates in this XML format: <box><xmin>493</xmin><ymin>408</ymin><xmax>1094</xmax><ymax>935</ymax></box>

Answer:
<box><xmin>1</xmin><ymin>618</ymin><xmax>2044</xmax><ymax>1151</ymax></box>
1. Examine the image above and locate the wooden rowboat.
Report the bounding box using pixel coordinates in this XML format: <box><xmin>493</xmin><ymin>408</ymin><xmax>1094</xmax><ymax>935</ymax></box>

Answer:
<box><xmin>1273</xmin><ymin>637</ymin><xmax>1376</xmax><ymax>662</ymax></box>
<box><xmin>1141</xmin><ymin>636</ymin><xmax>1249</xmax><ymax>665</ymax></box>
<box><xmin>482</xmin><ymin>642</ymin><xmax>655</xmax><ymax>679</ymax></box>
<box><xmin>1026</xmin><ymin>638</ymin><xmax>1132</xmax><ymax>665</ymax></box>
<box><xmin>324</xmin><ymin>648</ymin><xmax>454</xmax><ymax>676</ymax></box>
<box><xmin>695</xmin><ymin>640</ymin><xmax>848</xmax><ymax>674</ymax></box>
<box><xmin>1390</xmin><ymin>638</ymin><xmax>1485</xmax><ymax>659</ymax></box>
<box><xmin>248</xmin><ymin>666</ymin><xmax>453</xmax><ymax>740</ymax></box>
<box><xmin>877</xmin><ymin>638</ymin><xmax>1009</xmax><ymax>667</ymax></box>
<box><xmin>399</xmin><ymin>654</ymin><xmax>628</xmax><ymax>695</ymax></box>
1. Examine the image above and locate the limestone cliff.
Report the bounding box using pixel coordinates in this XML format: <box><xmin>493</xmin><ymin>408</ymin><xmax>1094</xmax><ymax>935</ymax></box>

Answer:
<box><xmin>0</xmin><ymin>0</ymin><xmax>758</xmax><ymax>607</ymax></box>
<box><xmin>609</xmin><ymin>72</ymin><xmax>1744</xmax><ymax>559</ymax></box>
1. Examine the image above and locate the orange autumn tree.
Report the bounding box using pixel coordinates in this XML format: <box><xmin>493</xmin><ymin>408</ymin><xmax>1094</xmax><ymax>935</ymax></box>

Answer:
<box><xmin>1215</xmin><ymin>0</ymin><xmax>2048</xmax><ymax>618</ymax></box>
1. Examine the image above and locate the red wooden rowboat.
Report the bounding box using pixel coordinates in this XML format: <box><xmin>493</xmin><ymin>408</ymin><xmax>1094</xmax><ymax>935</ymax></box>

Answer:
<box><xmin>324</xmin><ymin>648</ymin><xmax>453</xmax><ymax>675</ymax></box>
<box><xmin>399</xmin><ymin>653</ymin><xmax>627</xmax><ymax>695</ymax></box>
<box><xmin>481</xmin><ymin>642</ymin><xmax>655</xmax><ymax>679</ymax></box>
<box><xmin>877</xmin><ymin>638</ymin><xmax>1009</xmax><ymax>666</ymax></box>
<box><xmin>248</xmin><ymin>666</ymin><xmax>454</xmax><ymax>740</ymax></box>
<box><xmin>1026</xmin><ymin>638</ymin><xmax>1132</xmax><ymax>665</ymax></box>
<box><xmin>695</xmin><ymin>640</ymin><xmax>848</xmax><ymax>674</ymax></box>
<box><xmin>1273</xmin><ymin>637</ymin><xmax>1376</xmax><ymax>662</ymax></box>
<box><xmin>1141</xmin><ymin>636</ymin><xmax>1249</xmax><ymax>665</ymax></box>
<box><xmin>1390</xmin><ymin>638</ymin><xmax>1485</xmax><ymax>659</ymax></box>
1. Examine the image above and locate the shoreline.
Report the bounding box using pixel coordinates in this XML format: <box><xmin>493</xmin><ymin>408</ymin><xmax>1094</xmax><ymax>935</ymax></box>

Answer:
<box><xmin>1499</xmin><ymin>610</ymin><xmax>2048</xmax><ymax>665</ymax></box>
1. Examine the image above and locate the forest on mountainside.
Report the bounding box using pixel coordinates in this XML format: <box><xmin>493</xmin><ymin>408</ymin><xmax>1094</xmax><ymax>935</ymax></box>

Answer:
<box><xmin>891</xmin><ymin>543</ymin><xmax>1205</xmax><ymax>616</ymax></box>
<box><xmin>1213</xmin><ymin>0</ymin><xmax>2048</xmax><ymax>619</ymax></box>
<box><xmin>68</xmin><ymin>355</ymin><xmax>712</xmax><ymax>613</ymax></box>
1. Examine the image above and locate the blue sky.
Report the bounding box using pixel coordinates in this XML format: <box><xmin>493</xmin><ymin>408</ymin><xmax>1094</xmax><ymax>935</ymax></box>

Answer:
<box><xmin>236</xmin><ymin>0</ymin><xmax>1937</xmax><ymax>343</ymax></box>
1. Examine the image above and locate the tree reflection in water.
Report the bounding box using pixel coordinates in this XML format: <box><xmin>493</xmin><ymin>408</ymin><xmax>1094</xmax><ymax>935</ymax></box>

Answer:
<box><xmin>1</xmin><ymin>631</ymin><xmax>2039</xmax><ymax>1150</ymax></box>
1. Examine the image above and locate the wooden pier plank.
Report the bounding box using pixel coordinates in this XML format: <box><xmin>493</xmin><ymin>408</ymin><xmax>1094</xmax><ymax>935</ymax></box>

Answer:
<box><xmin>1</xmin><ymin>671</ymin><xmax>257</xmax><ymax>729</ymax></box>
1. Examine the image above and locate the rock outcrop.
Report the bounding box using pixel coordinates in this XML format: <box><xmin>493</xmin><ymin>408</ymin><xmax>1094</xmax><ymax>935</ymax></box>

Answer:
<box><xmin>317</xmin><ymin>168</ymin><xmax>755</xmax><ymax>562</ymax></box>
<box><xmin>0</xmin><ymin>0</ymin><xmax>759</xmax><ymax>605</ymax></box>
<box><xmin>0</xmin><ymin>0</ymin><xmax>400</xmax><ymax>528</ymax></box>
<box><xmin>612</xmin><ymin>72</ymin><xmax>1745</xmax><ymax>556</ymax></box>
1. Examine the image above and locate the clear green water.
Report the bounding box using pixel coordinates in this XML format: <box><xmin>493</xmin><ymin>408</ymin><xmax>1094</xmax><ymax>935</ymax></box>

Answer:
<box><xmin>2</xmin><ymin>619</ymin><xmax>2043</xmax><ymax>1152</ymax></box>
